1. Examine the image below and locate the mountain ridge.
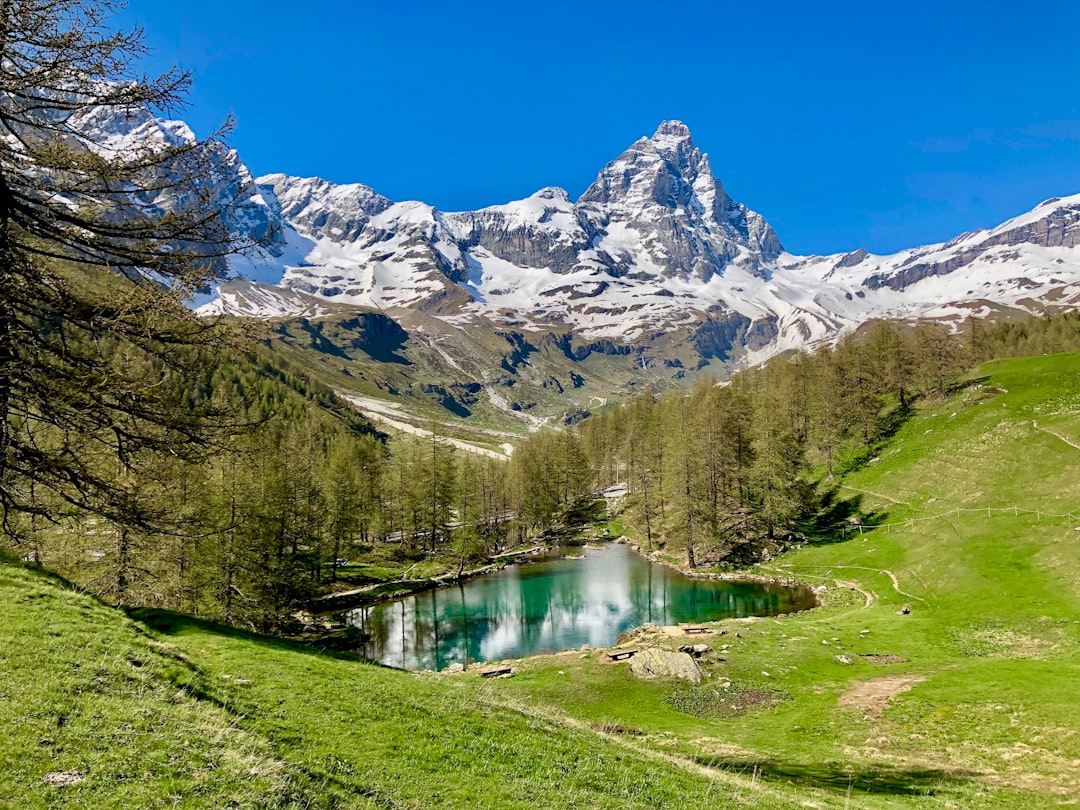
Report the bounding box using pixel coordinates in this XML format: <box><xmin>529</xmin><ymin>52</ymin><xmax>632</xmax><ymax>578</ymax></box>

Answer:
<box><xmin>96</xmin><ymin>109</ymin><xmax>1077</xmax><ymax>424</ymax></box>
<box><xmin>202</xmin><ymin>120</ymin><xmax>1079</xmax><ymax>364</ymax></box>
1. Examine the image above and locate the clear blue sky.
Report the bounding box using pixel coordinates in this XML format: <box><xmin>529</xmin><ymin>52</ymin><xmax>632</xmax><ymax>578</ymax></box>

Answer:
<box><xmin>114</xmin><ymin>0</ymin><xmax>1079</xmax><ymax>256</ymax></box>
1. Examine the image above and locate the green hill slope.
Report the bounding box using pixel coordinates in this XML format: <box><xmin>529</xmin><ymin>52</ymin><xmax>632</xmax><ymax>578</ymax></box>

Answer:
<box><xmin>491</xmin><ymin>352</ymin><xmax>1080</xmax><ymax>808</ymax></box>
<box><xmin>4</xmin><ymin>352</ymin><xmax>1079</xmax><ymax>809</ymax></box>
<box><xmin>1</xmin><ymin>559</ymin><xmax>804</xmax><ymax>808</ymax></box>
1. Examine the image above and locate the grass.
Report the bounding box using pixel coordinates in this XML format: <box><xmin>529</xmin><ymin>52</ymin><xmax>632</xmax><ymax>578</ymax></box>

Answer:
<box><xmin>488</xmin><ymin>353</ymin><xmax>1080</xmax><ymax>807</ymax></box>
<box><xmin>1</xmin><ymin>557</ymin><xmax>803</xmax><ymax>808</ymax></box>
<box><xmin>5</xmin><ymin>352</ymin><xmax>1080</xmax><ymax>807</ymax></box>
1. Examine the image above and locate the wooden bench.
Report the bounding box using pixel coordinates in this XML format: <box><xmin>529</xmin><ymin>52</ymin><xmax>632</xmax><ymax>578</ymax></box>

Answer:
<box><xmin>682</xmin><ymin>626</ymin><xmax>709</xmax><ymax>635</ymax></box>
<box><xmin>606</xmin><ymin>649</ymin><xmax>638</xmax><ymax>661</ymax></box>
<box><xmin>478</xmin><ymin>667</ymin><xmax>512</xmax><ymax>678</ymax></box>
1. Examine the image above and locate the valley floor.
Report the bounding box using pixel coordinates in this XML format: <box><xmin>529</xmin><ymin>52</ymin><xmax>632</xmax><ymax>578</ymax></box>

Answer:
<box><xmin>4</xmin><ymin>353</ymin><xmax>1080</xmax><ymax>808</ymax></box>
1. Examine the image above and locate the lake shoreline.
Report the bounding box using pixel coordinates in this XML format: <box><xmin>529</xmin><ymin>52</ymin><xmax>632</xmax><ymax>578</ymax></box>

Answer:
<box><xmin>620</xmin><ymin>539</ymin><xmax>820</xmax><ymax>605</ymax></box>
<box><xmin>305</xmin><ymin>537</ymin><xmax>820</xmax><ymax>648</ymax></box>
<box><xmin>344</xmin><ymin>542</ymin><xmax>821</xmax><ymax>670</ymax></box>
<box><xmin>308</xmin><ymin>543</ymin><xmax>561</xmax><ymax>615</ymax></box>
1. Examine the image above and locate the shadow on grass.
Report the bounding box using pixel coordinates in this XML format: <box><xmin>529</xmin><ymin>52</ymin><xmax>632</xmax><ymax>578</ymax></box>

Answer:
<box><xmin>127</xmin><ymin>606</ymin><xmax>387</xmax><ymax>667</ymax></box>
<box><xmin>693</xmin><ymin>756</ymin><xmax>980</xmax><ymax>798</ymax></box>
<box><xmin>799</xmin><ymin>486</ymin><xmax>890</xmax><ymax>545</ymax></box>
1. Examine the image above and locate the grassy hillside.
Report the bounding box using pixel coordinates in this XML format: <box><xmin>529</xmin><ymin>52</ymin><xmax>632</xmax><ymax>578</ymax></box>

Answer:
<box><xmin>4</xmin><ymin>352</ymin><xmax>1079</xmax><ymax>808</ymax></box>
<box><xmin>1</xmin><ymin>557</ymin><xmax>802</xmax><ymax>809</ymax></box>
<box><xmin>493</xmin><ymin>352</ymin><xmax>1080</xmax><ymax>807</ymax></box>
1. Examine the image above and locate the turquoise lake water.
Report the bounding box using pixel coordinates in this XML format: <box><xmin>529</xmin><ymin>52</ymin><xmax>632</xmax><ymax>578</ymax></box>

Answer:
<box><xmin>346</xmin><ymin>543</ymin><xmax>816</xmax><ymax>670</ymax></box>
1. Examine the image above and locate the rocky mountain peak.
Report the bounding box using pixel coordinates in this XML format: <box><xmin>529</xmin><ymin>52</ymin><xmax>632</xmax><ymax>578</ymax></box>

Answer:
<box><xmin>578</xmin><ymin>120</ymin><xmax>711</xmax><ymax>210</ymax></box>
<box><xmin>258</xmin><ymin>173</ymin><xmax>393</xmax><ymax>243</ymax></box>
<box><xmin>574</xmin><ymin>121</ymin><xmax>781</xmax><ymax>280</ymax></box>
<box><xmin>653</xmin><ymin>119</ymin><xmax>693</xmax><ymax>139</ymax></box>
<box><xmin>648</xmin><ymin>119</ymin><xmax>695</xmax><ymax>157</ymax></box>
<box><xmin>530</xmin><ymin>186</ymin><xmax>572</xmax><ymax>203</ymax></box>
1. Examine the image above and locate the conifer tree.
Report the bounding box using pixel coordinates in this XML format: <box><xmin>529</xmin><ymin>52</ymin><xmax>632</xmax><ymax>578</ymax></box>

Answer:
<box><xmin>0</xmin><ymin>0</ymin><xmax>261</xmax><ymax>536</ymax></box>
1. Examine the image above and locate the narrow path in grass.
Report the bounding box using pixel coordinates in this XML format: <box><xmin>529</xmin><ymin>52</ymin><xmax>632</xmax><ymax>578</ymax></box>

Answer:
<box><xmin>484</xmin><ymin>691</ymin><xmax>806</xmax><ymax>807</ymax></box>
<box><xmin>777</xmin><ymin>564</ymin><xmax>925</xmax><ymax>601</ymax></box>
<box><xmin>838</xmin><ymin>484</ymin><xmax>911</xmax><ymax>506</ymax></box>
<box><xmin>834</xmin><ymin>579</ymin><xmax>875</xmax><ymax>608</ymax></box>
<box><xmin>1033</xmin><ymin>420</ymin><xmax>1080</xmax><ymax>451</ymax></box>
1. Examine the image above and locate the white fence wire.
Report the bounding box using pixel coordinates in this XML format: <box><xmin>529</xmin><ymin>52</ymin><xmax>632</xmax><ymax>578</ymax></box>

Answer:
<box><xmin>841</xmin><ymin>505</ymin><xmax>1080</xmax><ymax>536</ymax></box>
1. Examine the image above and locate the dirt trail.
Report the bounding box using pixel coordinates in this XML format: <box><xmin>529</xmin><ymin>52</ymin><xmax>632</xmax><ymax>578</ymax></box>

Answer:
<box><xmin>838</xmin><ymin>484</ymin><xmax>911</xmax><ymax>506</ymax></box>
<box><xmin>1033</xmin><ymin>420</ymin><xmax>1080</xmax><ymax>451</ymax></box>
<box><xmin>777</xmin><ymin>564</ymin><xmax>925</xmax><ymax>602</ymax></box>
<box><xmin>838</xmin><ymin>675</ymin><xmax>925</xmax><ymax>717</ymax></box>
<box><xmin>835</xmin><ymin>579</ymin><xmax>875</xmax><ymax>608</ymax></box>
<box><xmin>338</xmin><ymin>392</ymin><xmax>514</xmax><ymax>460</ymax></box>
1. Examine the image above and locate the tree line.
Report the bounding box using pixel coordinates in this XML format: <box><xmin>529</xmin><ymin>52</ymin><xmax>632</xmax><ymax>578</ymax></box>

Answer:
<box><xmin>9</xmin><ymin>337</ymin><xmax>597</xmax><ymax>631</ymax></box>
<box><xmin>6</xmin><ymin>0</ymin><xmax>1080</xmax><ymax>636</ymax></box>
<box><xmin>569</xmin><ymin>313</ymin><xmax>1080</xmax><ymax>568</ymax></box>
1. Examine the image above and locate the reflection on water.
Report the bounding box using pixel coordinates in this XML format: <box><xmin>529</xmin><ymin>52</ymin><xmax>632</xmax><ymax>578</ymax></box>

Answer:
<box><xmin>346</xmin><ymin>543</ymin><xmax>816</xmax><ymax>670</ymax></box>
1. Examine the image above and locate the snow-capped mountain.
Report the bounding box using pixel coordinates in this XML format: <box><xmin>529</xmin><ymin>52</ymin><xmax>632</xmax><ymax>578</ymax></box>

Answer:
<box><xmin>68</xmin><ymin>103</ymin><xmax>285</xmax><ymax>267</ymax></box>
<box><xmin>201</xmin><ymin>120</ymin><xmax>1080</xmax><ymax>370</ymax></box>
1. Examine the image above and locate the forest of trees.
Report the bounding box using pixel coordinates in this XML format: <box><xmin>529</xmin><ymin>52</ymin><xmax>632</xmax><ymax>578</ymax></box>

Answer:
<box><xmin>10</xmin><ymin>342</ymin><xmax>596</xmax><ymax>631</ymax></box>
<box><xmin>15</xmin><ymin>311</ymin><xmax>1080</xmax><ymax>633</ymax></box>
<box><xmin>7</xmin><ymin>1</ymin><xmax>1080</xmax><ymax>637</ymax></box>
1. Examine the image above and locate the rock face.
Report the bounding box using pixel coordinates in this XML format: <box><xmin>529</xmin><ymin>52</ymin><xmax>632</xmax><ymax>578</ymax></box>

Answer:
<box><xmin>863</xmin><ymin>200</ymin><xmax>1080</xmax><ymax>291</ymax></box>
<box><xmin>67</xmin><ymin>104</ymin><xmax>286</xmax><ymax>268</ymax></box>
<box><xmin>197</xmin><ymin>120</ymin><xmax>1080</xmax><ymax>372</ymax></box>
<box><xmin>629</xmin><ymin>648</ymin><xmax>703</xmax><ymax>684</ymax></box>
<box><xmin>260</xmin><ymin>174</ymin><xmax>392</xmax><ymax>242</ymax></box>
<box><xmin>578</xmin><ymin>120</ymin><xmax>783</xmax><ymax>280</ymax></box>
<box><xmin>73</xmin><ymin>104</ymin><xmax>1080</xmax><ymax>374</ymax></box>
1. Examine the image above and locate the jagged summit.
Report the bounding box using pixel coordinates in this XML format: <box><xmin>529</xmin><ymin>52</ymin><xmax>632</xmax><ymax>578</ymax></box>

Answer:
<box><xmin>646</xmin><ymin>119</ymin><xmax>696</xmax><ymax>157</ymax></box>
<box><xmin>138</xmin><ymin>110</ymin><xmax>1077</xmax><ymax>373</ymax></box>
<box><xmin>578</xmin><ymin>120</ymin><xmax>783</xmax><ymax>279</ymax></box>
<box><xmin>653</xmin><ymin>119</ymin><xmax>693</xmax><ymax>138</ymax></box>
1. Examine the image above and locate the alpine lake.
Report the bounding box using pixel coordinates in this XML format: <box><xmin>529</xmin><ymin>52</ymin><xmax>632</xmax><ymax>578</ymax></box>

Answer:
<box><xmin>345</xmin><ymin>543</ymin><xmax>817</xmax><ymax>671</ymax></box>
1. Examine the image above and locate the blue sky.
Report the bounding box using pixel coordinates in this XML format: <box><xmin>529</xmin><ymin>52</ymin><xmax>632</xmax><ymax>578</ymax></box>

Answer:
<box><xmin>115</xmin><ymin>1</ymin><xmax>1079</xmax><ymax>256</ymax></box>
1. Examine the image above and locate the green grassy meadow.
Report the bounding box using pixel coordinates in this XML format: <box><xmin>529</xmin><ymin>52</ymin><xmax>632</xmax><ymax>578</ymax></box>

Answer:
<box><xmin>4</xmin><ymin>353</ymin><xmax>1080</xmax><ymax>807</ymax></box>
<box><xmin>493</xmin><ymin>353</ymin><xmax>1080</xmax><ymax>807</ymax></box>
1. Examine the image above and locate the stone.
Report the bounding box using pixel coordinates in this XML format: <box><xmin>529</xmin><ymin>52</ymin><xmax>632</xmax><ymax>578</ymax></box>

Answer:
<box><xmin>677</xmin><ymin>643</ymin><xmax>711</xmax><ymax>658</ymax></box>
<box><xmin>836</xmin><ymin>654</ymin><xmax>853</xmax><ymax>665</ymax></box>
<box><xmin>42</xmin><ymin>772</ymin><xmax>84</xmax><ymax>787</ymax></box>
<box><xmin>629</xmin><ymin>648</ymin><xmax>702</xmax><ymax>685</ymax></box>
<box><xmin>444</xmin><ymin>663</ymin><xmax>465</xmax><ymax>673</ymax></box>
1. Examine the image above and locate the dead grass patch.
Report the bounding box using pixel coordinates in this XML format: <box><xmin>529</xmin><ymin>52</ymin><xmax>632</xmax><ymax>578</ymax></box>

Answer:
<box><xmin>838</xmin><ymin>675</ymin><xmax>925</xmax><ymax>718</ymax></box>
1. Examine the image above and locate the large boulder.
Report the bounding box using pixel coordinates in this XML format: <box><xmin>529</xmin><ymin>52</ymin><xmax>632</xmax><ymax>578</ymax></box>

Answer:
<box><xmin>629</xmin><ymin>648</ymin><xmax>702</xmax><ymax>685</ymax></box>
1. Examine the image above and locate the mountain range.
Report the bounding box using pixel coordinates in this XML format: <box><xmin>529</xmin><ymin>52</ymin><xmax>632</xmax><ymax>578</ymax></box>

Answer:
<box><xmin>85</xmin><ymin>108</ymin><xmax>1080</xmax><ymax>427</ymax></box>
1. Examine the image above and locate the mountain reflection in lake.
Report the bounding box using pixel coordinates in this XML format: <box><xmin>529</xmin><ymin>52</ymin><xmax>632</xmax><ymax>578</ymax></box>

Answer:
<box><xmin>345</xmin><ymin>543</ymin><xmax>816</xmax><ymax>670</ymax></box>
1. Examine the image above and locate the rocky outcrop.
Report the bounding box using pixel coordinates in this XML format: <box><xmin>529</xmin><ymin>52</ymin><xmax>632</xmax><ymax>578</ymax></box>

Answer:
<box><xmin>260</xmin><ymin>174</ymin><xmax>392</xmax><ymax>242</ymax></box>
<box><xmin>865</xmin><ymin>201</ymin><xmax>1080</xmax><ymax>291</ymax></box>
<box><xmin>629</xmin><ymin>648</ymin><xmax>703</xmax><ymax>684</ymax></box>
<box><xmin>446</xmin><ymin>188</ymin><xmax>596</xmax><ymax>273</ymax></box>
<box><xmin>692</xmin><ymin>311</ymin><xmax>752</xmax><ymax>361</ymax></box>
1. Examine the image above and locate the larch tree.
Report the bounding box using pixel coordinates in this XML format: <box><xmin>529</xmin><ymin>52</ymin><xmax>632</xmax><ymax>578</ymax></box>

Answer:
<box><xmin>0</xmin><ymin>0</ymin><xmax>265</xmax><ymax>537</ymax></box>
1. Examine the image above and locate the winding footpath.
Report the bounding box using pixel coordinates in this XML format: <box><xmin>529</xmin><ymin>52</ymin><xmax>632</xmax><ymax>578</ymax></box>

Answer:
<box><xmin>1033</xmin><ymin>420</ymin><xmax>1080</xmax><ymax>451</ymax></box>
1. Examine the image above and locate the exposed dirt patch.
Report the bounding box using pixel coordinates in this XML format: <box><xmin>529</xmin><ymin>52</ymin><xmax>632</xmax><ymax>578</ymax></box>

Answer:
<box><xmin>42</xmin><ymin>771</ymin><xmax>84</xmax><ymax>787</ymax></box>
<box><xmin>862</xmin><ymin>654</ymin><xmax>905</xmax><ymax>664</ymax></box>
<box><xmin>838</xmin><ymin>675</ymin><xmax>925</xmax><ymax>718</ymax></box>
